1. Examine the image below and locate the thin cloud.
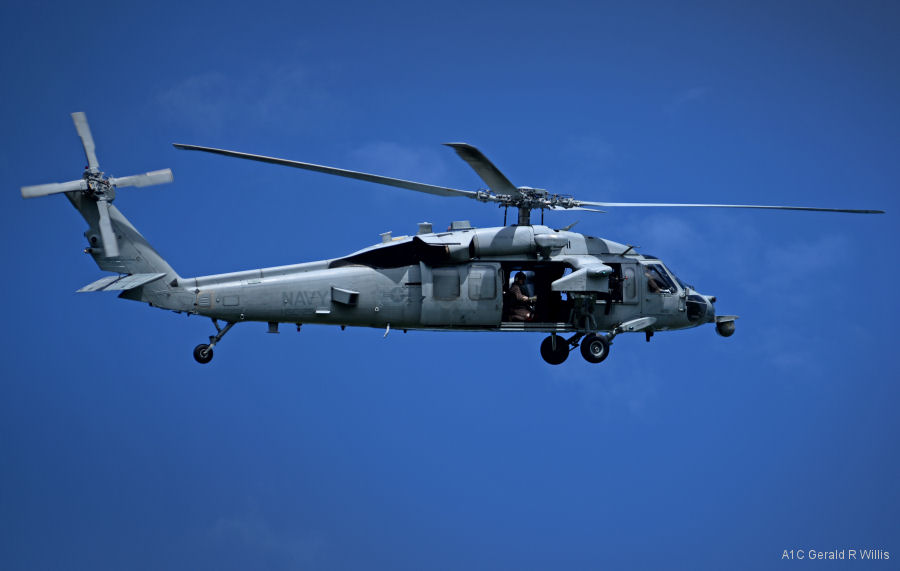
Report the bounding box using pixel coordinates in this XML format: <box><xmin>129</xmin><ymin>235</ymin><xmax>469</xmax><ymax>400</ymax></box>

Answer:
<box><xmin>344</xmin><ymin>141</ymin><xmax>456</xmax><ymax>210</ymax></box>
<box><xmin>606</xmin><ymin>212</ymin><xmax>708</xmax><ymax>263</ymax></box>
<box><xmin>547</xmin><ymin>353</ymin><xmax>663</xmax><ymax>421</ymax></box>
<box><xmin>563</xmin><ymin>135</ymin><xmax>616</xmax><ymax>169</ymax></box>
<box><xmin>549</xmin><ymin>135</ymin><xmax>618</xmax><ymax>200</ymax></box>
<box><xmin>750</xmin><ymin>326</ymin><xmax>830</xmax><ymax>378</ymax></box>
<box><xmin>750</xmin><ymin>233</ymin><xmax>851</xmax><ymax>304</ymax></box>
<box><xmin>210</xmin><ymin>511</ymin><xmax>325</xmax><ymax>566</ymax></box>
<box><xmin>156</xmin><ymin>65</ymin><xmax>334</xmax><ymax>135</ymax></box>
<box><xmin>666</xmin><ymin>86</ymin><xmax>709</xmax><ymax>115</ymax></box>
<box><xmin>642</xmin><ymin>214</ymin><xmax>704</xmax><ymax>248</ymax></box>
<box><xmin>157</xmin><ymin>71</ymin><xmax>233</xmax><ymax>129</ymax></box>
<box><xmin>348</xmin><ymin>141</ymin><xmax>451</xmax><ymax>184</ymax></box>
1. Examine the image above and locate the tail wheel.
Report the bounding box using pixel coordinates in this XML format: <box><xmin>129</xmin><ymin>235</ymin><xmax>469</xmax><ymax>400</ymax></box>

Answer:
<box><xmin>580</xmin><ymin>333</ymin><xmax>610</xmax><ymax>364</ymax></box>
<box><xmin>193</xmin><ymin>343</ymin><xmax>214</xmax><ymax>364</ymax></box>
<box><xmin>540</xmin><ymin>335</ymin><xmax>569</xmax><ymax>365</ymax></box>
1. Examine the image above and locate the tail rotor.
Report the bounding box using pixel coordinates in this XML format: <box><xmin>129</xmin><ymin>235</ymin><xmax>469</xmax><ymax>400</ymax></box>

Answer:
<box><xmin>20</xmin><ymin>112</ymin><xmax>174</xmax><ymax>257</ymax></box>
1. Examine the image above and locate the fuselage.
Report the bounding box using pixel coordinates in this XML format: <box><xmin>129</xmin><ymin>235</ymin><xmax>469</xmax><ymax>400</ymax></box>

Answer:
<box><xmin>165</xmin><ymin>224</ymin><xmax>716</xmax><ymax>334</ymax></box>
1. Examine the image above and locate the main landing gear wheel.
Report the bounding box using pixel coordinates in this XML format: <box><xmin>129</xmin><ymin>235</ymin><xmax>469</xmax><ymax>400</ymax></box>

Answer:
<box><xmin>540</xmin><ymin>335</ymin><xmax>569</xmax><ymax>365</ymax></box>
<box><xmin>192</xmin><ymin>319</ymin><xmax>238</xmax><ymax>364</ymax></box>
<box><xmin>193</xmin><ymin>343</ymin><xmax>214</xmax><ymax>364</ymax></box>
<box><xmin>580</xmin><ymin>333</ymin><xmax>610</xmax><ymax>364</ymax></box>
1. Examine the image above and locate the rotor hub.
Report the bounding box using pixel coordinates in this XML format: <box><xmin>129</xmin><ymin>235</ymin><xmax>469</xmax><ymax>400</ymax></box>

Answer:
<box><xmin>84</xmin><ymin>172</ymin><xmax>115</xmax><ymax>201</ymax></box>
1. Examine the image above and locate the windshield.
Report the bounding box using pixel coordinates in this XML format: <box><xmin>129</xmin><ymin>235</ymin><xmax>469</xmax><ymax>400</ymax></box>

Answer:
<box><xmin>664</xmin><ymin>265</ymin><xmax>690</xmax><ymax>290</ymax></box>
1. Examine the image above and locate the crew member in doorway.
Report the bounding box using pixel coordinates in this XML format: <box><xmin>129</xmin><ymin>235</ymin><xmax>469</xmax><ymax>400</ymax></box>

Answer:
<box><xmin>508</xmin><ymin>271</ymin><xmax>536</xmax><ymax>321</ymax></box>
<box><xmin>604</xmin><ymin>270</ymin><xmax>624</xmax><ymax>315</ymax></box>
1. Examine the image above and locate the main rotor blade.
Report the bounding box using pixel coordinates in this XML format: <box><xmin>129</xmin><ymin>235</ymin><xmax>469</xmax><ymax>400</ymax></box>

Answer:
<box><xmin>173</xmin><ymin>144</ymin><xmax>478</xmax><ymax>199</ymax></box>
<box><xmin>96</xmin><ymin>199</ymin><xmax>119</xmax><ymax>257</ymax></box>
<box><xmin>72</xmin><ymin>112</ymin><xmax>100</xmax><ymax>172</ymax></box>
<box><xmin>576</xmin><ymin>201</ymin><xmax>885</xmax><ymax>214</ymax></box>
<box><xmin>110</xmin><ymin>169</ymin><xmax>174</xmax><ymax>188</ymax></box>
<box><xmin>549</xmin><ymin>205</ymin><xmax>605</xmax><ymax>212</ymax></box>
<box><xmin>443</xmin><ymin>143</ymin><xmax>522</xmax><ymax>198</ymax></box>
<box><xmin>21</xmin><ymin>178</ymin><xmax>89</xmax><ymax>198</ymax></box>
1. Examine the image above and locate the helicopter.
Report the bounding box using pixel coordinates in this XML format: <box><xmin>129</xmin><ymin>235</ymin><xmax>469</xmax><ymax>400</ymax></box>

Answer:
<box><xmin>21</xmin><ymin>113</ymin><xmax>884</xmax><ymax>365</ymax></box>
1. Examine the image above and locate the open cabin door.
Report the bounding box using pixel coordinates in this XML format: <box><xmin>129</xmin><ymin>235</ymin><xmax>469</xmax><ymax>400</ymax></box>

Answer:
<box><xmin>420</xmin><ymin>262</ymin><xmax>502</xmax><ymax>326</ymax></box>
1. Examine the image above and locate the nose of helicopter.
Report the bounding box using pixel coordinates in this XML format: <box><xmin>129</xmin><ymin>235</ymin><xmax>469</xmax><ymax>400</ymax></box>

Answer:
<box><xmin>701</xmin><ymin>293</ymin><xmax>737</xmax><ymax>337</ymax></box>
<box><xmin>686</xmin><ymin>291</ymin><xmax>716</xmax><ymax>323</ymax></box>
<box><xmin>705</xmin><ymin>294</ymin><xmax>716</xmax><ymax>321</ymax></box>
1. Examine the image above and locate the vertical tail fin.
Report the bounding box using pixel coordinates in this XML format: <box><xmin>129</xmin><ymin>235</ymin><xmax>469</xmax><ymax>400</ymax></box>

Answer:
<box><xmin>69</xmin><ymin>191</ymin><xmax>178</xmax><ymax>278</ymax></box>
<box><xmin>67</xmin><ymin>190</ymin><xmax>192</xmax><ymax>311</ymax></box>
<box><xmin>21</xmin><ymin>112</ymin><xmax>191</xmax><ymax>312</ymax></box>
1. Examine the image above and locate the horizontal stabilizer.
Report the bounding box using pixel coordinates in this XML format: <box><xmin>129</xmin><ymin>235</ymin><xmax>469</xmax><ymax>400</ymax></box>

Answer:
<box><xmin>77</xmin><ymin>273</ymin><xmax>166</xmax><ymax>293</ymax></box>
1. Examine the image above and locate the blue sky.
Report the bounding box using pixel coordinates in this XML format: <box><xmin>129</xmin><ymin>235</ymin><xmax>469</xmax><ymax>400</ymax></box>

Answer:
<box><xmin>1</xmin><ymin>1</ymin><xmax>898</xmax><ymax>569</ymax></box>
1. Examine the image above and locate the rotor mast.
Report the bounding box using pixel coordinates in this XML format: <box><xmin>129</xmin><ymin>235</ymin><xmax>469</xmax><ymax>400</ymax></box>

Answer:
<box><xmin>518</xmin><ymin>207</ymin><xmax>531</xmax><ymax>226</ymax></box>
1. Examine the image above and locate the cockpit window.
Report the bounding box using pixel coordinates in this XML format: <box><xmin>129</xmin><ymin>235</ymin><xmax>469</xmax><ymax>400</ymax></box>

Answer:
<box><xmin>644</xmin><ymin>264</ymin><xmax>677</xmax><ymax>293</ymax></box>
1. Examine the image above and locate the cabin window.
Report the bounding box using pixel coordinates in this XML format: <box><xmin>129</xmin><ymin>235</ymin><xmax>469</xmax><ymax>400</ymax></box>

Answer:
<box><xmin>623</xmin><ymin>266</ymin><xmax>636</xmax><ymax>300</ymax></box>
<box><xmin>433</xmin><ymin>267</ymin><xmax>460</xmax><ymax>300</ymax></box>
<box><xmin>468</xmin><ymin>265</ymin><xmax>496</xmax><ymax>300</ymax></box>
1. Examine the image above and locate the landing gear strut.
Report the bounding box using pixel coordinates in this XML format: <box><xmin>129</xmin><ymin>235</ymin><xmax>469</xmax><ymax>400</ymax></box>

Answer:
<box><xmin>193</xmin><ymin>319</ymin><xmax>236</xmax><ymax>364</ymax></box>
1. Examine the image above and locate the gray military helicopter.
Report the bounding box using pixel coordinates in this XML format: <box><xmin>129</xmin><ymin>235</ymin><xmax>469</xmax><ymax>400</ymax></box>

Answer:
<box><xmin>22</xmin><ymin>113</ymin><xmax>884</xmax><ymax>364</ymax></box>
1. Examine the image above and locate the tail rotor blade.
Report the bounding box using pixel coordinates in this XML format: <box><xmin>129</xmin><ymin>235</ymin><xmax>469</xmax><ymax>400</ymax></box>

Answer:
<box><xmin>96</xmin><ymin>200</ymin><xmax>119</xmax><ymax>257</ymax></box>
<box><xmin>72</xmin><ymin>112</ymin><xmax>100</xmax><ymax>172</ymax></box>
<box><xmin>21</xmin><ymin>178</ymin><xmax>89</xmax><ymax>198</ymax></box>
<box><xmin>110</xmin><ymin>169</ymin><xmax>174</xmax><ymax>188</ymax></box>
